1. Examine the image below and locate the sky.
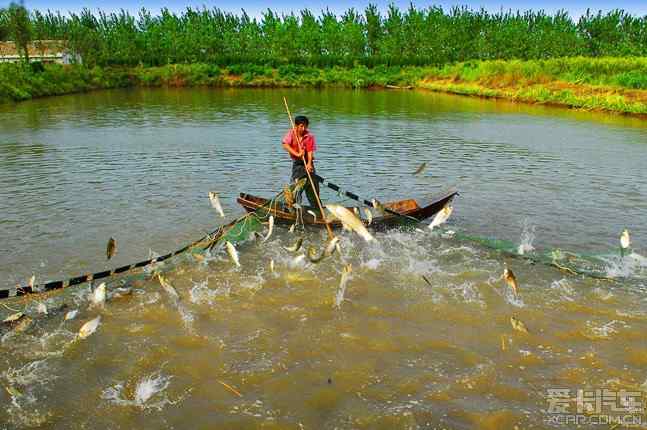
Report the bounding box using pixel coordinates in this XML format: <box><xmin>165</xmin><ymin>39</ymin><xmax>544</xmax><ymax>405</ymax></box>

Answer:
<box><xmin>3</xmin><ymin>0</ymin><xmax>647</xmax><ymax>20</ymax></box>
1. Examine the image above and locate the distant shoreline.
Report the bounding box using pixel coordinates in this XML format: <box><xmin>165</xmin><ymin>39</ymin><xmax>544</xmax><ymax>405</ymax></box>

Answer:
<box><xmin>1</xmin><ymin>58</ymin><xmax>646</xmax><ymax>116</ymax></box>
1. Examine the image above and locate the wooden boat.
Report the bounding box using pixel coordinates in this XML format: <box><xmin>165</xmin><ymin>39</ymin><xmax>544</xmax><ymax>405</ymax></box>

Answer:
<box><xmin>237</xmin><ymin>188</ymin><xmax>458</xmax><ymax>230</ymax></box>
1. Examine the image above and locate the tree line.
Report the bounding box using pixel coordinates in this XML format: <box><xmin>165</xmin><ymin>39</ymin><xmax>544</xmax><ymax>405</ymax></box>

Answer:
<box><xmin>1</xmin><ymin>3</ymin><xmax>646</xmax><ymax>67</ymax></box>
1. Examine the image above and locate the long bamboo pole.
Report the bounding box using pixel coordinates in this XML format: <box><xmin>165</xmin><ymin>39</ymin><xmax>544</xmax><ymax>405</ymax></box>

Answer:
<box><xmin>282</xmin><ymin>97</ymin><xmax>335</xmax><ymax>239</ymax></box>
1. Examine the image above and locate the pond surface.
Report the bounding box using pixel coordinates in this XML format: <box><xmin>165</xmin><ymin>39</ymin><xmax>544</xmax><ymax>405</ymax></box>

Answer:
<box><xmin>0</xmin><ymin>88</ymin><xmax>646</xmax><ymax>429</ymax></box>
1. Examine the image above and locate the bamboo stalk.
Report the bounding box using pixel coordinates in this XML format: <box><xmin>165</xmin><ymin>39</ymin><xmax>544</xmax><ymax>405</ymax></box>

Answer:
<box><xmin>282</xmin><ymin>97</ymin><xmax>335</xmax><ymax>239</ymax></box>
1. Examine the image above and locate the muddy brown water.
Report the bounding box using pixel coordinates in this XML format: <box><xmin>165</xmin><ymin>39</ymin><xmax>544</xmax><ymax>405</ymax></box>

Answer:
<box><xmin>1</xmin><ymin>88</ymin><xmax>646</xmax><ymax>429</ymax></box>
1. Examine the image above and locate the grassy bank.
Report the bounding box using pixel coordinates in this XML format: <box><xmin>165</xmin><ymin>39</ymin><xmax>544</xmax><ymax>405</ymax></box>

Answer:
<box><xmin>1</xmin><ymin>57</ymin><xmax>646</xmax><ymax>114</ymax></box>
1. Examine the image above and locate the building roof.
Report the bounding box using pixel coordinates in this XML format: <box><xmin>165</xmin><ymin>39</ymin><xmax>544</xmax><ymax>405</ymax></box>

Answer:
<box><xmin>0</xmin><ymin>40</ymin><xmax>67</xmax><ymax>57</ymax></box>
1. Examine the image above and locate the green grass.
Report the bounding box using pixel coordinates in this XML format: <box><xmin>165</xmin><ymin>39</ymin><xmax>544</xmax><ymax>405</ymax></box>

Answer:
<box><xmin>1</xmin><ymin>57</ymin><xmax>646</xmax><ymax>114</ymax></box>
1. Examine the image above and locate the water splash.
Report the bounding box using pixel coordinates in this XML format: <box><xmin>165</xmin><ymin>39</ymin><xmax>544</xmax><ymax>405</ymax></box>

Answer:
<box><xmin>101</xmin><ymin>368</ymin><xmax>187</xmax><ymax>410</ymax></box>
<box><xmin>517</xmin><ymin>220</ymin><xmax>536</xmax><ymax>255</ymax></box>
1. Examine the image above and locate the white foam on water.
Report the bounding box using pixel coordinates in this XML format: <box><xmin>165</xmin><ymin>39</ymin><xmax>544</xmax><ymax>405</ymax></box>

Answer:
<box><xmin>604</xmin><ymin>252</ymin><xmax>647</xmax><ymax>279</ymax></box>
<box><xmin>584</xmin><ymin>320</ymin><xmax>629</xmax><ymax>339</ymax></box>
<box><xmin>361</xmin><ymin>257</ymin><xmax>381</xmax><ymax>270</ymax></box>
<box><xmin>189</xmin><ymin>279</ymin><xmax>221</xmax><ymax>304</ymax></box>
<box><xmin>102</xmin><ymin>368</ymin><xmax>185</xmax><ymax>411</ymax></box>
<box><xmin>550</xmin><ymin>278</ymin><xmax>576</xmax><ymax>302</ymax></box>
<box><xmin>447</xmin><ymin>281</ymin><xmax>486</xmax><ymax>308</ymax></box>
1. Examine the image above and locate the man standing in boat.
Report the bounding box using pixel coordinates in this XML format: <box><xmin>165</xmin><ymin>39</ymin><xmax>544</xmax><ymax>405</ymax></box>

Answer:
<box><xmin>281</xmin><ymin>115</ymin><xmax>320</xmax><ymax>208</ymax></box>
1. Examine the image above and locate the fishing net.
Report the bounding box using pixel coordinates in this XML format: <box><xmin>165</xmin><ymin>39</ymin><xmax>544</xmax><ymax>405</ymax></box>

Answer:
<box><xmin>452</xmin><ymin>231</ymin><xmax>620</xmax><ymax>280</ymax></box>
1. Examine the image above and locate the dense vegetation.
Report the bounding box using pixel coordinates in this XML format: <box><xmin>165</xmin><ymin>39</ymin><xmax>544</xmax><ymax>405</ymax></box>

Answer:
<box><xmin>0</xmin><ymin>5</ymin><xmax>646</xmax><ymax>67</ymax></box>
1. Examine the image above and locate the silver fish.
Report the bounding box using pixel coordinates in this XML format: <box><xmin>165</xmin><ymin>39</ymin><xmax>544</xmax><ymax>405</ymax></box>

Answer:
<box><xmin>362</xmin><ymin>207</ymin><xmax>373</xmax><ymax>225</ymax></box>
<box><xmin>371</xmin><ymin>199</ymin><xmax>387</xmax><ymax>215</ymax></box>
<box><xmin>91</xmin><ymin>282</ymin><xmax>106</xmax><ymax>307</ymax></box>
<box><xmin>334</xmin><ymin>264</ymin><xmax>353</xmax><ymax>309</ymax></box>
<box><xmin>78</xmin><ymin>316</ymin><xmax>101</xmax><ymax>339</ymax></box>
<box><xmin>413</xmin><ymin>162</ymin><xmax>427</xmax><ymax>175</ymax></box>
<box><xmin>308</xmin><ymin>236</ymin><xmax>342</xmax><ymax>263</ymax></box>
<box><xmin>3</xmin><ymin>312</ymin><xmax>24</xmax><ymax>324</ymax></box>
<box><xmin>326</xmin><ymin>204</ymin><xmax>375</xmax><ymax>242</ymax></box>
<box><xmin>270</xmin><ymin>259</ymin><xmax>275</xmax><ymax>273</ymax></box>
<box><xmin>158</xmin><ymin>274</ymin><xmax>180</xmax><ymax>301</ymax></box>
<box><xmin>620</xmin><ymin>229</ymin><xmax>631</xmax><ymax>250</ymax></box>
<box><xmin>289</xmin><ymin>223</ymin><xmax>296</xmax><ymax>233</ymax></box>
<box><xmin>208</xmin><ymin>192</ymin><xmax>225</xmax><ymax>217</ymax></box>
<box><xmin>28</xmin><ymin>275</ymin><xmax>35</xmax><ymax>289</ymax></box>
<box><xmin>262</xmin><ymin>216</ymin><xmax>274</xmax><ymax>242</ymax></box>
<box><xmin>225</xmin><ymin>241</ymin><xmax>240</xmax><ymax>267</ymax></box>
<box><xmin>353</xmin><ymin>207</ymin><xmax>360</xmax><ymax>216</ymax></box>
<box><xmin>65</xmin><ymin>309</ymin><xmax>79</xmax><ymax>321</ymax></box>
<box><xmin>284</xmin><ymin>237</ymin><xmax>304</xmax><ymax>252</ymax></box>
<box><xmin>307</xmin><ymin>210</ymin><xmax>317</xmax><ymax>221</ymax></box>
<box><xmin>510</xmin><ymin>316</ymin><xmax>529</xmax><ymax>334</ymax></box>
<box><xmin>429</xmin><ymin>204</ymin><xmax>453</xmax><ymax>231</ymax></box>
<box><xmin>107</xmin><ymin>237</ymin><xmax>117</xmax><ymax>260</ymax></box>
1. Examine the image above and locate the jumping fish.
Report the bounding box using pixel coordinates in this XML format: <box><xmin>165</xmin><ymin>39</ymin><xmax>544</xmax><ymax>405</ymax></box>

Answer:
<box><xmin>428</xmin><ymin>204</ymin><xmax>453</xmax><ymax>231</ymax></box>
<box><xmin>65</xmin><ymin>310</ymin><xmax>79</xmax><ymax>321</ymax></box>
<box><xmin>208</xmin><ymin>192</ymin><xmax>225</xmax><ymax>217</ymax></box>
<box><xmin>413</xmin><ymin>162</ymin><xmax>427</xmax><ymax>175</ymax></box>
<box><xmin>4</xmin><ymin>384</ymin><xmax>22</xmax><ymax>399</ymax></box>
<box><xmin>78</xmin><ymin>316</ymin><xmax>101</xmax><ymax>339</ymax></box>
<box><xmin>262</xmin><ymin>216</ymin><xmax>274</xmax><ymax>242</ymax></box>
<box><xmin>289</xmin><ymin>223</ymin><xmax>296</xmax><ymax>233</ymax></box>
<box><xmin>158</xmin><ymin>274</ymin><xmax>180</xmax><ymax>301</ymax></box>
<box><xmin>225</xmin><ymin>241</ymin><xmax>241</xmax><ymax>267</ymax></box>
<box><xmin>306</xmin><ymin>246</ymin><xmax>322</xmax><ymax>263</ymax></box>
<box><xmin>28</xmin><ymin>275</ymin><xmax>35</xmax><ymax>289</ymax></box>
<box><xmin>326</xmin><ymin>204</ymin><xmax>375</xmax><ymax>242</ymax></box>
<box><xmin>334</xmin><ymin>264</ymin><xmax>353</xmax><ymax>309</ymax></box>
<box><xmin>107</xmin><ymin>237</ymin><xmax>117</xmax><ymax>260</ymax></box>
<box><xmin>308</xmin><ymin>236</ymin><xmax>341</xmax><ymax>263</ymax></box>
<box><xmin>3</xmin><ymin>312</ymin><xmax>24</xmax><ymax>324</ymax></box>
<box><xmin>362</xmin><ymin>207</ymin><xmax>373</xmax><ymax>226</ymax></box>
<box><xmin>371</xmin><ymin>199</ymin><xmax>387</xmax><ymax>215</ymax></box>
<box><xmin>91</xmin><ymin>282</ymin><xmax>107</xmax><ymax>307</ymax></box>
<box><xmin>307</xmin><ymin>210</ymin><xmax>317</xmax><ymax>221</ymax></box>
<box><xmin>270</xmin><ymin>259</ymin><xmax>275</xmax><ymax>273</ymax></box>
<box><xmin>503</xmin><ymin>267</ymin><xmax>519</xmax><ymax>296</ymax></box>
<box><xmin>620</xmin><ymin>229</ymin><xmax>631</xmax><ymax>256</ymax></box>
<box><xmin>284</xmin><ymin>237</ymin><xmax>304</xmax><ymax>252</ymax></box>
<box><xmin>510</xmin><ymin>316</ymin><xmax>529</xmax><ymax>334</ymax></box>
<box><xmin>289</xmin><ymin>254</ymin><xmax>306</xmax><ymax>268</ymax></box>
<box><xmin>421</xmin><ymin>275</ymin><xmax>432</xmax><ymax>286</ymax></box>
<box><xmin>353</xmin><ymin>207</ymin><xmax>360</xmax><ymax>216</ymax></box>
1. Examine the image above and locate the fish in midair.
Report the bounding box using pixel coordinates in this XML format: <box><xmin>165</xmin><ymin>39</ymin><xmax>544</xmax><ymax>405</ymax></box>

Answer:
<box><xmin>510</xmin><ymin>316</ymin><xmax>529</xmax><ymax>334</ymax></box>
<box><xmin>106</xmin><ymin>237</ymin><xmax>117</xmax><ymax>260</ymax></box>
<box><xmin>421</xmin><ymin>275</ymin><xmax>432</xmax><ymax>286</ymax></box>
<box><xmin>307</xmin><ymin>210</ymin><xmax>317</xmax><ymax>221</ymax></box>
<box><xmin>91</xmin><ymin>282</ymin><xmax>107</xmax><ymax>307</ymax></box>
<box><xmin>65</xmin><ymin>309</ymin><xmax>79</xmax><ymax>321</ymax></box>
<box><xmin>4</xmin><ymin>384</ymin><xmax>23</xmax><ymax>399</ymax></box>
<box><xmin>500</xmin><ymin>335</ymin><xmax>507</xmax><ymax>351</ymax></box>
<box><xmin>289</xmin><ymin>223</ymin><xmax>296</xmax><ymax>234</ymax></box>
<box><xmin>326</xmin><ymin>204</ymin><xmax>375</xmax><ymax>242</ymax></box>
<box><xmin>208</xmin><ymin>192</ymin><xmax>225</xmax><ymax>217</ymax></box>
<box><xmin>429</xmin><ymin>204</ymin><xmax>453</xmax><ymax>231</ymax></box>
<box><xmin>262</xmin><ymin>216</ymin><xmax>274</xmax><ymax>242</ymax></box>
<box><xmin>371</xmin><ymin>199</ymin><xmax>387</xmax><ymax>215</ymax></box>
<box><xmin>413</xmin><ymin>162</ymin><xmax>427</xmax><ymax>175</ymax></box>
<box><xmin>269</xmin><ymin>259</ymin><xmax>275</xmax><ymax>273</ymax></box>
<box><xmin>78</xmin><ymin>316</ymin><xmax>101</xmax><ymax>339</ymax></box>
<box><xmin>284</xmin><ymin>237</ymin><xmax>304</xmax><ymax>252</ymax></box>
<box><xmin>362</xmin><ymin>208</ymin><xmax>373</xmax><ymax>226</ymax></box>
<box><xmin>225</xmin><ymin>241</ymin><xmax>240</xmax><ymax>267</ymax></box>
<box><xmin>353</xmin><ymin>207</ymin><xmax>360</xmax><ymax>217</ymax></box>
<box><xmin>620</xmin><ymin>229</ymin><xmax>631</xmax><ymax>257</ymax></box>
<box><xmin>28</xmin><ymin>275</ymin><xmax>35</xmax><ymax>289</ymax></box>
<box><xmin>334</xmin><ymin>264</ymin><xmax>353</xmax><ymax>309</ymax></box>
<box><xmin>503</xmin><ymin>267</ymin><xmax>519</xmax><ymax>296</ymax></box>
<box><xmin>2</xmin><ymin>312</ymin><xmax>24</xmax><ymax>324</ymax></box>
<box><xmin>158</xmin><ymin>274</ymin><xmax>180</xmax><ymax>302</ymax></box>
